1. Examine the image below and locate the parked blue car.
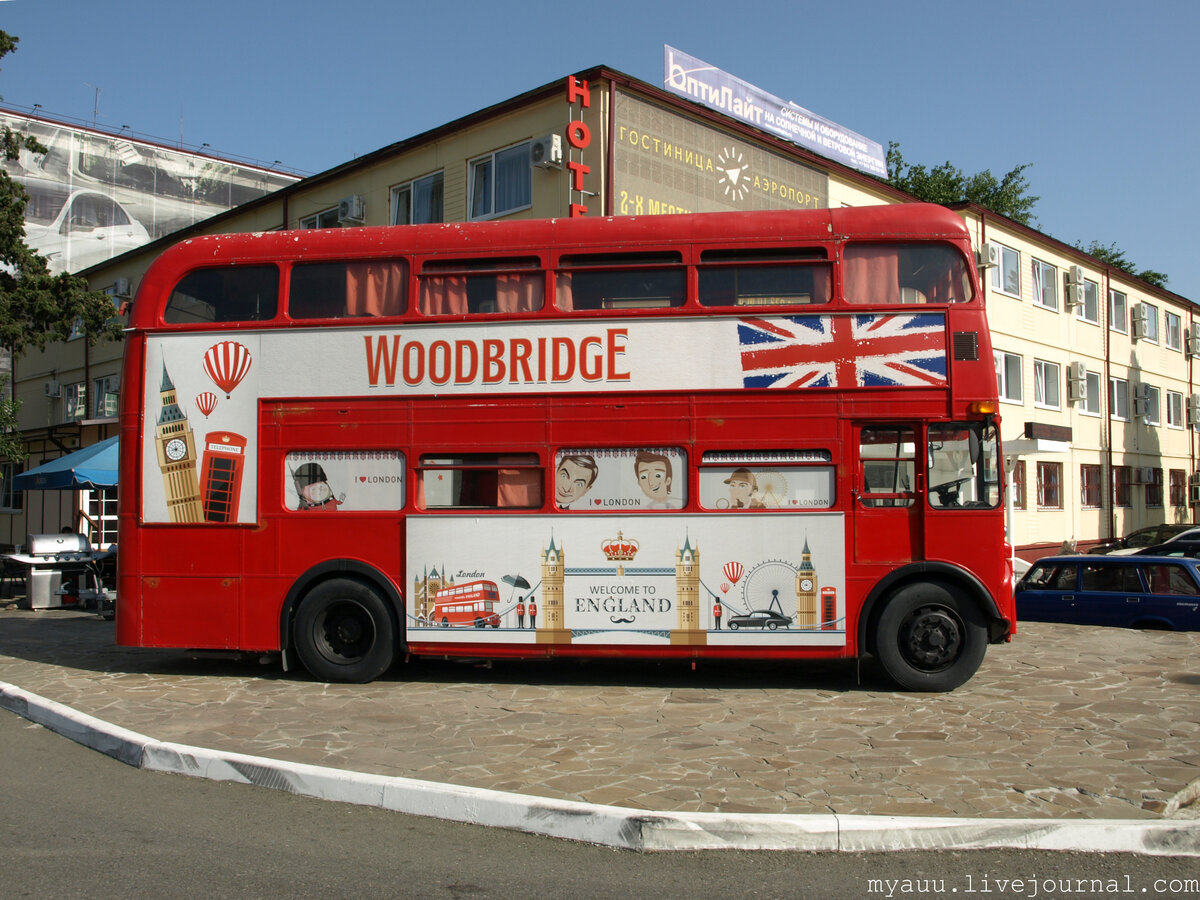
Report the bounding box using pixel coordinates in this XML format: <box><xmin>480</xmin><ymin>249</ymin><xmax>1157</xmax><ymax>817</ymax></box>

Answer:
<box><xmin>1016</xmin><ymin>555</ymin><xmax>1200</xmax><ymax>631</ymax></box>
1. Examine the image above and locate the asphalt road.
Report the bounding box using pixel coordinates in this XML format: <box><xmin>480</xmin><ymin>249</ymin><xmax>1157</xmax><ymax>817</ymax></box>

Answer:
<box><xmin>3</xmin><ymin>710</ymin><xmax>1197</xmax><ymax>900</ymax></box>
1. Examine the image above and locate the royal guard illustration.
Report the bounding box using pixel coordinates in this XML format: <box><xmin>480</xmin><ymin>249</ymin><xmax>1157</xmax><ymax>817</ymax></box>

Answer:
<box><xmin>291</xmin><ymin>463</ymin><xmax>345</xmax><ymax>511</ymax></box>
<box><xmin>528</xmin><ymin>599</ymin><xmax>538</xmax><ymax>629</ymax></box>
<box><xmin>516</xmin><ymin>598</ymin><xmax>526</xmax><ymax>628</ymax></box>
<box><xmin>713</xmin><ymin>600</ymin><xmax>722</xmax><ymax>629</ymax></box>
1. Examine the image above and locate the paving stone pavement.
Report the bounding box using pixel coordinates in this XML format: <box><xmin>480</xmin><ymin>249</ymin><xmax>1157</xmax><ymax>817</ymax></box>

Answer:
<box><xmin>1</xmin><ymin>607</ymin><xmax>1198</xmax><ymax>821</ymax></box>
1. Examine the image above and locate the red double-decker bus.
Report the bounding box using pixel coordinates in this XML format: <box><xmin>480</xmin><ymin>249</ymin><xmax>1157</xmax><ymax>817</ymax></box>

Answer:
<box><xmin>432</xmin><ymin>581</ymin><xmax>501</xmax><ymax>629</ymax></box>
<box><xmin>118</xmin><ymin>204</ymin><xmax>1014</xmax><ymax>691</ymax></box>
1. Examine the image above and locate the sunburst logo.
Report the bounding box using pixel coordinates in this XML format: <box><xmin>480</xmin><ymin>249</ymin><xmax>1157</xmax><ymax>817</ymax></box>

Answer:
<box><xmin>717</xmin><ymin>146</ymin><xmax>750</xmax><ymax>203</ymax></box>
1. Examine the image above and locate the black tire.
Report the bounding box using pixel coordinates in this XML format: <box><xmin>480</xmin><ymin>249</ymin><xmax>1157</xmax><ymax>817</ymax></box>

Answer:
<box><xmin>293</xmin><ymin>578</ymin><xmax>396</xmax><ymax>683</ymax></box>
<box><xmin>874</xmin><ymin>581</ymin><xmax>987</xmax><ymax>692</ymax></box>
<box><xmin>728</xmin><ymin>621</ymin><xmax>739</xmax><ymax>631</ymax></box>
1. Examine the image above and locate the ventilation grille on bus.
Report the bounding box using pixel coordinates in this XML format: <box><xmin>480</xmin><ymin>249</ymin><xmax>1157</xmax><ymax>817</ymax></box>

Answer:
<box><xmin>952</xmin><ymin>332</ymin><xmax>979</xmax><ymax>361</ymax></box>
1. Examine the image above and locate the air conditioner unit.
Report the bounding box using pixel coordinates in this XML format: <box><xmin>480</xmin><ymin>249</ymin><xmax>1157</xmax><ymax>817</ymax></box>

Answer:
<box><xmin>1131</xmin><ymin>303</ymin><xmax>1150</xmax><ymax>339</ymax></box>
<box><xmin>1188</xmin><ymin>324</ymin><xmax>1200</xmax><ymax>357</ymax></box>
<box><xmin>1067</xmin><ymin>265</ymin><xmax>1085</xmax><ymax>285</ymax></box>
<box><xmin>1066</xmin><ymin>362</ymin><xmax>1087</xmax><ymax>402</ymax></box>
<box><xmin>1133</xmin><ymin>467</ymin><xmax>1157</xmax><ymax>484</ymax></box>
<box><xmin>1190</xmin><ymin>484</ymin><xmax>1200</xmax><ymax>506</ymax></box>
<box><xmin>1065</xmin><ymin>282</ymin><xmax>1084</xmax><ymax>308</ymax></box>
<box><xmin>337</xmin><ymin>195</ymin><xmax>365</xmax><ymax>225</ymax></box>
<box><xmin>43</xmin><ymin>381</ymin><xmax>61</xmax><ymax>398</ymax></box>
<box><xmin>976</xmin><ymin>242</ymin><xmax>999</xmax><ymax>269</ymax></box>
<box><xmin>1188</xmin><ymin>394</ymin><xmax>1200</xmax><ymax>426</ymax></box>
<box><xmin>530</xmin><ymin>133</ymin><xmax>563</xmax><ymax>169</ymax></box>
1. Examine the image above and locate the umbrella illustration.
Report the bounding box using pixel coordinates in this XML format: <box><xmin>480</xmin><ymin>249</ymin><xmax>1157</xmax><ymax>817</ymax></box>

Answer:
<box><xmin>203</xmin><ymin>340</ymin><xmax>253</xmax><ymax>398</ymax></box>
<box><xmin>502</xmin><ymin>574</ymin><xmax>531</xmax><ymax>601</ymax></box>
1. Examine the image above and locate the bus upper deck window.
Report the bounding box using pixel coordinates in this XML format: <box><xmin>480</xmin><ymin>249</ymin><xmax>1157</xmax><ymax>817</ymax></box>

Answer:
<box><xmin>165</xmin><ymin>265</ymin><xmax>279</xmax><ymax>324</ymax></box>
<box><xmin>556</xmin><ymin>252</ymin><xmax>684</xmax><ymax>311</ymax></box>
<box><xmin>698</xmin><ymin>249</ymin><xmax>831</xmax><ymax>307</ymax></box>
<box><xmin>419</xmin><ymin>258</ymin><xmax>543</xmax><ymax>315</ymax></box>
<box><xmin>289</xmin><ymin>260</ymin><xmax>408</xmax><ymax>319</ymax></box>
<box><xmin>844</xmin><ymin>243</ymin><xmax>974</xmax><ymax>305</ymax></box>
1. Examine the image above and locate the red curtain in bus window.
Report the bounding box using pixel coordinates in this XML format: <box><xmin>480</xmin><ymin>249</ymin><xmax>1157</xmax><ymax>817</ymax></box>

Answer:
<box><xmin>497</xmin><ymin>468</ymin><xmax>542</xmax><ymax>507</ymax></box>
<box><xmin>419</xmin><ymin>276</ymin><xmax>469</xmax><ymax>315</ymax></box>
<box><xmin>345</xmin><ymin>261</ymin><xmax>406</xmax><ymax>316</ymax></box>
<box><xmin>843</xmin><ymin>245</ymin><xmax>900</xmax><ymax>305</ymax></box>
<box><xmin>924</xmin><ymin>257</ymin><xmax>968</xmax><ymax>303</ymax></box>
<box><xmin>810</xmin><ymin>265</ymin><xmax>833</xmax><ymax>304</ymax></box>
<box><xmin>496</xmin><ymin>274</ymin><xmax>543</xmax><ymax>312</ymax></box>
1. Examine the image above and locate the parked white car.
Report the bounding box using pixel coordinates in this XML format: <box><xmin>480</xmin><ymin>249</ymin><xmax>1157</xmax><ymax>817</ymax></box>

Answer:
<box><xmin>21</xmin><ymin>180</ymin><xmax>150</xmax><ymax>274</ymax></box>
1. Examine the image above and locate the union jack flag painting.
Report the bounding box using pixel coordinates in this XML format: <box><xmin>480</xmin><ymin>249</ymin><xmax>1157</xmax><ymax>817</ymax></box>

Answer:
<box><xmin>737</xmin><ymin>314</ymin><xmax>947</xmax><ymax>389</ymax></box>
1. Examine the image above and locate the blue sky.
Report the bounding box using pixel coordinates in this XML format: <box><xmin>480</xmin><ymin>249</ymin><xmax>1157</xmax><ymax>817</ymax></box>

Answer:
<box><xmin>3</xmin><ymin>0</ymin><xmax>1197</xmax><ymax>302</ymax></box>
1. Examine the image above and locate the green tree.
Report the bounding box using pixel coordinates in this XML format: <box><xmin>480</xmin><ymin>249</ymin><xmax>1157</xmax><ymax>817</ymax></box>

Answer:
<box><xmin>886</xmin><ymin>142</ymin><xmax>1039</xmax><ymax>227</ymax></box>
<box><xmin>1</xmin><ymin>30</ymin><xmax>124</xmax><ymax>462</ymax></box>
<box><xmin>1073</xmin><ymin>239</ymin><xmax>1168</xmax><ymax>289</ymax></box>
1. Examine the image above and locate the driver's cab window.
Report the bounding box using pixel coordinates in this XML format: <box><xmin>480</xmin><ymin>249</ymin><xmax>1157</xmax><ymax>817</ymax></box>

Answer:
<box><xmin>927</xmin><ymin>422</ymin><xmax>1001</xmax><ymax>509</ymax></box>
<box><xmin>859</xmin><ymin>426</ymin><xmax>915</xmax><ymax>507</ymax></box>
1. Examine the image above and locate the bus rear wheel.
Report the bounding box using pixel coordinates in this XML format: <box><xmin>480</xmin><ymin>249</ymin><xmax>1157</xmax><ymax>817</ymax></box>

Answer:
<box><xmin>874</xmin><ymin>582</ymin><xmax>986</xmax><ymax>692</ymax></box>
<box><xmin>293</xmin><ymin>578</ymin><xmax>395</xmax><ymax>683</ymax></box>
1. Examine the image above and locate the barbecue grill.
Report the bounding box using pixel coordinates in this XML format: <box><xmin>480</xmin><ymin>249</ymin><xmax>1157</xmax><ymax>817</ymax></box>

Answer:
<box><xmin>8</xmin><ymin>533</ymin><xmax>111</xmax><ymax>610</ymax></box>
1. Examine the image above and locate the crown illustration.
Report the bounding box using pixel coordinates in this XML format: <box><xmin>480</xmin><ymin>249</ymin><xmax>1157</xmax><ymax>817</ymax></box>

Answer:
<box><xmin>601</xmin><ymin>530</ymin><xmax>639</xmax><ymax>562</ymax></box>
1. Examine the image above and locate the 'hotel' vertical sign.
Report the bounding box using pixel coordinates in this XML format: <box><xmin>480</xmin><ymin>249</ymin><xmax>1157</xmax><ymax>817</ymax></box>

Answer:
<box><xmin>566</xmin><ymin>76</ymin><xmax>591</xmax><ymax>217</ymax></box>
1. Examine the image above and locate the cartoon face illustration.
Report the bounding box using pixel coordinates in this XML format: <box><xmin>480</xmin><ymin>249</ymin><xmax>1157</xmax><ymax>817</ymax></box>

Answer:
<box><xmin>635</xmin><ymin>451</ymin><xmax>673</xmax><ymax>503</ymax></box>
<box><xmin>555</xmin><ymin>455</ymin><xmax>598</xmax><ymax>507</ymax></box>
<box><xmin>724</xmin><ymin>467</ymin><xmax>757</xmax><ymax>507</ymax></box>
<box><xmin>292</xmin><ymin>462</ymin><xmax>342</xmax><ymax>510</ymax></box>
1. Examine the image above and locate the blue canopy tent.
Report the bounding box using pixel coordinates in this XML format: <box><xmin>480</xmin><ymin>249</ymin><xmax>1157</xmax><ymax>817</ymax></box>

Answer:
<box><xmin>13</xmin><ymin>436</ymin><xmax>119</xmax><ymax>491</ymax></box>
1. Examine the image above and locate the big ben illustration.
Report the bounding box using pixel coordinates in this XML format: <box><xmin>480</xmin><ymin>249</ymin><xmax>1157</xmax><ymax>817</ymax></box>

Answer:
<box><xmin>155</xmin><ymin>363</ymin><xmax>204</xmax><ymax>523</ymax></box>
<box><xmin>537</xmin><ymin>536</ymin><xmax>572</xmax><ymax>644</ymax></box>
<box><xmin>670</xmin><ymin>535</ymin><xmax>707</xmax><ymax>646</ymax></box>
<box><xmin>795</xmin><ymin>537</ymin><xmax>819</xmax><ymax>629</ymax></box>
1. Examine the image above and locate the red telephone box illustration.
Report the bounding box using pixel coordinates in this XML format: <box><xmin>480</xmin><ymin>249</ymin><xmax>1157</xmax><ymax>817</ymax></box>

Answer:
<box><xmin>200</xmin><ymin>431</ymin><xmax>247</xmax><ymax>523</ymax></box>
<box><xmin>821</xmin><ymin>586</ymin><xmax>838</xmax><ymax>631</ymax></box>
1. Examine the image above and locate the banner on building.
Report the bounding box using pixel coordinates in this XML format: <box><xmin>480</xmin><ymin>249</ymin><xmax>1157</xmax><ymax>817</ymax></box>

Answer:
<box><xmin>662</xmin><ymin>46</ymin><xmax>887</xmax><ymax>179</ymax></box>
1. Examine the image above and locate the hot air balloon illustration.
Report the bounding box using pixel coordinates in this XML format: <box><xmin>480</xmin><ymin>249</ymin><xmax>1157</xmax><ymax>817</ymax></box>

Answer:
<box><xmin>720</xmin><ymin>582</ymin><xmax>730</xmax><ymax>595</ymax></box>
<box><xmin>723</xmin><ymin>561</ymin><xmax>744</xmax><ymax>584</ymax></box>
<box><xmin>203</xmin><ymin>340</ymin><xmax>252</xmax><ymax>398</ymax></box>
<box><xmin>195</xmin><ymin>391</ymin><xmax>218</xmax><ymax>418</ymax></box>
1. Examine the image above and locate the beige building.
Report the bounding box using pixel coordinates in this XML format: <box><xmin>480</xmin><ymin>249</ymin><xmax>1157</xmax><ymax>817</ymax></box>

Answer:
<box><xmin>3</xmin><ymin>66</ymin><xmax>1193</xmax><ymax>560</ymax></box>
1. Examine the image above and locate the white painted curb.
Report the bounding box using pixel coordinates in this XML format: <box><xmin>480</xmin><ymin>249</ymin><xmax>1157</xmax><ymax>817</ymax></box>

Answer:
<box><xmin>2</xmin><ymin>681</ymin><xmax>1197</xmax><ymax>855</ymax></box>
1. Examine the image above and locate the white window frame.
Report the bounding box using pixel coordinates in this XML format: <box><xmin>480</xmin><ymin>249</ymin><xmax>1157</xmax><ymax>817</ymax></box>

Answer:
<box><xmin>1109</xmin><ymin>289</ymin><xmax>1127</xmax><ymax>334</ymax></box>
<box><xmin>1082</xmin><ymin>370</ymin><xmax>1102</xmax><ymax>416</ymax></box>
<box><xmin>1165</xmin><ymin>310</ymin><xmax>1182</xmax><ymax>351</ymax></box>
<box><xmin>1031</xmin><ymin>259</ymin><xmax>1058</xmax><ymax>311</ymax></box>
<box><xmin>1076</xmin><ymin>278</ymin><xmax>1100</xmax><ymax>324</ymax></box>
<box><xmin>300</xmin><ymin>207</ymin><xmax>339</xmax><ymax>229</ymax></box>
<box><xmin>468</xmin><ymin>141</ymin><xmax>532</xmax><ymax>221</ymax></box>
<box><xmin>994</xmin><ymin>350</ymin><xmax>1023</xmax><ymax>404</ymax></box>
<box><xmin>0</xmin><ymin>460</ymin><xmax>21</xmax><ymax>512</ymax></box>
<box><xmin>989</xmin><ymin>243</ymin><xmax>1020</xmax><ymax>297</ymax></box>
<box><xmin>391</xmin><ymin>171</ymin><xmax>444</xmax><ymax>226</ymax></box>
<box><xmin>1033</xmin><ymin>359</ymin><xmax>1061</xmax><ymax>410</ymax></box>
<box><xmin>1109</xmin><ymin>377</ymin><xmax>1129</xmax><ymax>421</ymax></box>
<box><xmin>1140</xmin><ymin>383</ymin><xmax>1161</xmax><ymax>425</ymax></box>
<box><xmin>1167</xmin><ymin>390</ymin><xmax>1185</xmax><ymax>429</ymax></box>
<box><xmin>92</xmin><ymin>374</ymin><xmax>119</xmax><ymax>420</ymax></box>
<box><xmin>64</xmin><ymin>381</ymin><xmax>86</xmax><ymax>422</ymax></box>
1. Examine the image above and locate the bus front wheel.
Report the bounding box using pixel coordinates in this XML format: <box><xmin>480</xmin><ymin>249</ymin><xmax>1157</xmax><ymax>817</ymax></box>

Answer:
<box><xmin>874</xmin><ymin>582</ymin><xmax>987</xmax><ymax>692</ymax></box>
<box><xmin>293</xmin><ymin>578</ymin><xmax>395</xmax><ymax>683</ymax></box>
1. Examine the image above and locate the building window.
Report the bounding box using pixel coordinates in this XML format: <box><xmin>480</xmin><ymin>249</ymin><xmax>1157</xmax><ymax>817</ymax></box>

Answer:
<box><xmin>1167</xmin><ymin>391</ymin><xmax>1185</xmax><ymax>429</ymax></box>
<box><xmin>1009</xmin><ymin>459</ymin><xmax>1027</xmax><ymax>510</ymax></box>
<box><xmin>1138</xmin><ymin>384</ymin><xmax>1161</xmax><ymax>425</ymax></box>
<box><xmin>1112</xmin><ymin>465</ymin><xmax>1132</xmax><ymax>508</ymax></box>
<box><xmin>391</xmin><ymin>172</ymin><xmax>444</xmax><ymax>225</ymax></box>
<box><xmin>92</xmin><ymin>374</ymin><xmax>119</xmax><ymax>419</ymax></box>
<box><xmin>1031</xmin><ymin>259</ymin><xmax>1057</xmax><ymax>310</ymax></box>
<box><xmin>1145</xmin><ymin>468</ymin><xmax>1164</xmax><ymax>508</ymax></box>
<box><xmin>300</xmin><ymin>207</ymin><xmax>340</xmax><ymax>229</ymax></box>
<box><xmin>989</xmin><ymin>243</ymin><xmax>1020</xmax><ymax>297</ymax></box>
<box><xmin>1109</xmin><ymin>377</ymin><xmax>1129</xmax><ymax>421</ymax></box>
<box><xmin>1010</xmin><ymin>459</ymin><xmax>1026</xmax><ymax>510</ymax></box>
<box><xmin>80</xmin><ymin>488</ymin><xmax>118</xmax><ymax>547</ymax></box>
<box><xmin>64</xmin><ymin>382</ymin><xmax>86</xmax><ymax>422</ymax></box>
<box><xmin>1033</xmin><ymin>360</ymin><xmax>1060</xmax><ymax>409</ymax></box>
<box><xmin>468</xmin><ymin>142</ymin><xmax>532</xmax><ymax>220</ymax></box>
<box><xmin>1037</xmin><ymin>461</ymin><xmax>1062</xmax><ymax>509</ymax></box>
<box><xmin>1110</xmin><ymin>289</ymin><xmax>1127</xmax><ymax>333</ymax></box>
<box><xmin>1082</xmin><ymin>370</ymin><xmax>1102</xmax><ymax>416</ymax></box>
<box><xmin>0</xmin><ymin>461</ymin><xmax>21</xmax><ymax>512</ymax></box>
<box><xmin>1080</xmin><ymin>464</ymin><xmax>1102</xmax><ymax>509</ymax></box>
<box><xmin>1076</xmin><ymin>278</ymin><xmax>1100</xmax><ymax>324</ymax></box>
<box><xmin>1171</xmin><ymin>469</ymin><xmax>1187</xmax><ymax>508</ymax></box>
<box><xmin>1165</xmin><ymin>311</ymin><xmax>1182</xmax><ymax>351</ymax></box>
<box><xmin>994</xmin><ymin>351</ymin><xmax>1023</xmax><ymax>403</ymax></box>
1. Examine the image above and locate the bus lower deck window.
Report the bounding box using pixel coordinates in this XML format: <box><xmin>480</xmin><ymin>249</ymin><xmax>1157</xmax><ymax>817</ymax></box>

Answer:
<box><xmin>418</xmin><ymin>454</ymin><xmax>542</xmax><ymax>509</ymax></box>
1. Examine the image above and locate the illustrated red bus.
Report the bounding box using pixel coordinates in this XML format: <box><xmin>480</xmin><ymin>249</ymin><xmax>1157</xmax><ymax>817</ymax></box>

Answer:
<box><xmin>117</xmin><ymin>204</ymin><xmax>1014</xmax><ymax>691</ymax></box>
<box><xmin>432</xmin><ymin>580</ymin><xmax>501</xmax><ymax>629</ymax></box>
